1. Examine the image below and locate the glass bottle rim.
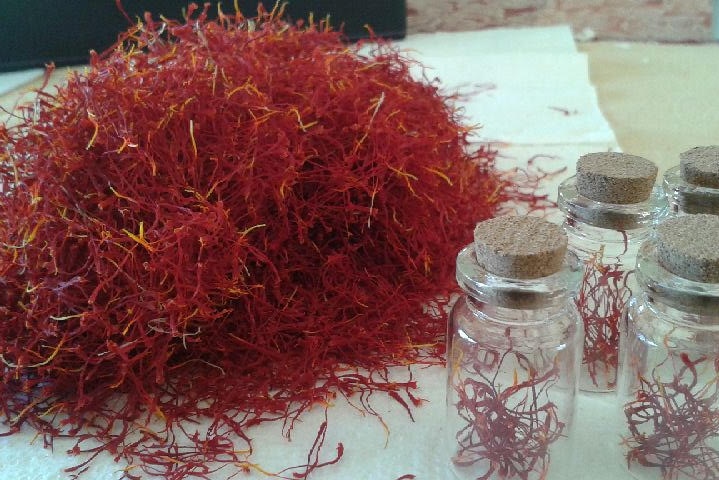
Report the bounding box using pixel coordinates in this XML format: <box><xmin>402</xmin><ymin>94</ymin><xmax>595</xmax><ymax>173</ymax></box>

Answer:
<box><xmin>557</xmin><ymin>175</ymin><xmax>664</xmax><ymax>230</ymax></box>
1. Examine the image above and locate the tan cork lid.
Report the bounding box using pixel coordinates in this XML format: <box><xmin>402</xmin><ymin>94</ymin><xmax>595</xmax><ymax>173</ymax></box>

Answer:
<box><xmin>473</xmin><ymin>215</ymin><xmax>567</xmax><ymax>279</ymax></box>
<box><xmin>656</xmin><ymin>214</ymin><xmax>719</xmax><ymax>283</ymax></box>
<box><xmin>680</xmin><ymin>146</ymin><xmax>719</xmax><ymax>188</ymax></box>
<box><xmin>576</xmin><ymin>152</ymin><xmax>658</xmax><ymax>204</ymax></box>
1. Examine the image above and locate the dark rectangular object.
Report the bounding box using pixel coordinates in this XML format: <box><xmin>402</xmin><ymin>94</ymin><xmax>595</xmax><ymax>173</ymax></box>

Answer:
<box><xmin>0</xmin><ymin>1</ymin><xmax>406</xmax><ymax>72</ymax></box>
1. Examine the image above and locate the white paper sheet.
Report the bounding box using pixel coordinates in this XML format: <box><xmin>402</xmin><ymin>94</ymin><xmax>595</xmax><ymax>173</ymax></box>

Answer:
<box><xmin>0</xmin><ymin>68</ymin><xmax>44</xmax><ymax>96</ymax></box>
<box><xmin>415</xmin><ymin>53</ymin><xmax>592</xmax><ymax>88</ymax></box>
<box><xmin>399</xmin><ymin>26</ymin><xmax>579</xmax><ymax>55</ymax></box>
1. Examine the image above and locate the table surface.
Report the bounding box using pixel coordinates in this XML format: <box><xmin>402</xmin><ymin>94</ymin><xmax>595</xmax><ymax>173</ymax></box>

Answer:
<box><xmin>579</xmin><ymin>41</ymin><xmax>719</xmax><ymax>172</ymax></box>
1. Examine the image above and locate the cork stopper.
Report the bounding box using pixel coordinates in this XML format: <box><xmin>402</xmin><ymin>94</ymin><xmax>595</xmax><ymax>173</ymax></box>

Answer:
<box><xmin>576</xmin><ymin>152</ymin><xmax>658</xmax><ymax>204</ymax></box>
<box><xmin>656</xmin><ymin>214</ymin><xmax>719</xmax><ymax>283</ymax></box>
<box><xmin>680</xmin><ymin>146</ymin><xmax>719</xmax><ymax>188</ymax></box>
<box><xmin>473</xmin><ymin>216</ymin><xmax>567</xmax><ymax>279</ymax></box>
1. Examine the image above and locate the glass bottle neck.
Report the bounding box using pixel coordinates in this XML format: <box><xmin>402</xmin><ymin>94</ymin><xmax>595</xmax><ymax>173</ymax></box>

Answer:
<box><xmin>663</xmin><ymin>165</ymin><xmax>719</xmax><ymax>215</ymax></box>
<box><xmin>463</xmin><ymin>294</ymin><xmax>571</xmax><ymax>326</ymax></box>
<box><xmin>562</xmin><ymin>218</ymin><xmax>651</xmax><ymax>259</ymax></box>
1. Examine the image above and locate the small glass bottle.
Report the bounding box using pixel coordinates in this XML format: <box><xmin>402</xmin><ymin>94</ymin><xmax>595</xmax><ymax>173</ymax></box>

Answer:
<box><xmin>617</xmin><ymin>214</ymin><xmax>719</xmax><ymax>480</ymax></box>
<box><xmin>663</xmin><ymin>145</ymin><xmax>719</xmax><ymax>216</ymax></box>
<box><xmin>557</xmin><ymin>152</ymin><xmax>664</xmax><ymax>392</ymax></box>
<box><xmin>446</xmin><ymin>215</ymin><xmax>582</xmax><ymax>480</ymax></box>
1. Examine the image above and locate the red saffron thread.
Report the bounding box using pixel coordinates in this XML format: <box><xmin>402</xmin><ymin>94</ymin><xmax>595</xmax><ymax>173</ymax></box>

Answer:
<box><xmin>0</xmin><ymin>3</ymin><xmax>526</xmax><ymax>478</ymax></box>
<box><xmin>624</xmin><ymin>353</ymin><xmax>719</xmax><ymax>480</ymax></box>
<box><xmin>452</xmin><ymin>346</ymin><xmax>565</xmax><ymax>480</ymax></box>
<box><xmin>575</xmin><ymin>242</ymin><xmax>632</xmax><ymax>390</ymax></box>
<box><xmin>547</xmin><ymin>106</ymin><xmax>578</xmax><ymax>116</ymax></box>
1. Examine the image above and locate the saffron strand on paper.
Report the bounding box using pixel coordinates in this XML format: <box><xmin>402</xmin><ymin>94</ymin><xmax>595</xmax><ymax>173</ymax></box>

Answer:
<box><xmin>0</xmin><ymin>3</ymin><xmax>516</xmax><ymax>478</ymax></box>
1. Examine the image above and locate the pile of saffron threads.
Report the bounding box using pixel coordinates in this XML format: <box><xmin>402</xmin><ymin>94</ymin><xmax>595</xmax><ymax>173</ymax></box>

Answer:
<box><xmin>0</xmin><ymin>4</ymin><xmax>517</xmax><ymax>479</ymax></box>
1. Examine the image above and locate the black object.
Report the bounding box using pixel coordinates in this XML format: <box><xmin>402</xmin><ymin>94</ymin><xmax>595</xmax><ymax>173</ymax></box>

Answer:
<box><xmin>0</xmin><ymin>1</ymin><xmax>406</xmax><ymax>72</ymax></box>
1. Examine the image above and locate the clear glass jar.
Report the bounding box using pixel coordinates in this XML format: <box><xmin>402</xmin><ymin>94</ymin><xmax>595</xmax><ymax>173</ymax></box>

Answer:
<box><xmin>663</xmin><ymin>165</ymin><xmax>719</xmax><ymax>216</ymax></box>
<box><xmin>446</xmin><ymin>233</ymin><xmax>583</xmax><ymax>480</ymax></box>
<box><xmin>617</xmin><ymin>223</ymin><xmax>719</xmax><ymax>480</ymax></box>
<box><xmin>558</xmin><ymin>175</ymin><xmax>664</xmax><ymax>392</ymax></box>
